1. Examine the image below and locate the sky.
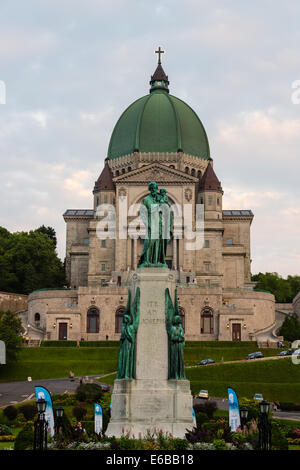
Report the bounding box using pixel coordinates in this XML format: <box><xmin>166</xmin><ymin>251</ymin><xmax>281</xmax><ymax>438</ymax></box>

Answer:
<box><xmin>0</xmin><ymin>0</ymin><xmax>300</xmax><ymax>277</ymax></box>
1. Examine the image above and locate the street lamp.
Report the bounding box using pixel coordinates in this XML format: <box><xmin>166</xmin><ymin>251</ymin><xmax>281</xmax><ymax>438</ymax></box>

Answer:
<box><xmin>259</xmin><ymin>400</ymin><xmax>270</xmax><ymax>415</ymax></box>
<box><xmin>240</xmin><ymin>406</ymin><xmax>248</xmax><ymax>429</ymax></box>
<box><xmin>55</xmin><ymin>406</ymin><xmax>64</xmax><ymax>435</ymax></box>
<box><xmin>258</xmin><ymin>400</ymin><xmax>272</xmax><ymax>451</ymax></box>
<box><xmin>34</xmin><ymin>398</ymin><xmax>48</xmax><ymax>451</ymax></box>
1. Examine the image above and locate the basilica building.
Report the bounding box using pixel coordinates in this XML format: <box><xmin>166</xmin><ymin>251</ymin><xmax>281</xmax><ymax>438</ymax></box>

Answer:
<box><xmin>26</xmin><ymin>54</ymin><xmax>278</xmax><ymax>344</ymax></box>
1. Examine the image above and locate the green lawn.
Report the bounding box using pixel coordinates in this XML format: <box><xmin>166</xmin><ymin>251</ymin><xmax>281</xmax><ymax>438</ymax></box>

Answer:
<box><xmin>0</xmin><ymin>347</ymin><xmax>118</xmax><ymax>382</ymax></box>
<box><xmin>186</xmin><ymin>357</ymin><xmax>300</xmax><ymax>402</ymax></box>
<box><xmin>0</xmin><ymin>342</ymin><xmax>280</xmax><ymax>383</ymax></box>
<box><xmin>1</xmin><ymin>343</ymin><xmax>299</xmax><ymax>404</ymax></box>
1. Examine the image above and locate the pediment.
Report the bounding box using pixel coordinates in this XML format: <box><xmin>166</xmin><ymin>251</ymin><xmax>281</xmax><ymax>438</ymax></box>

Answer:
<box><xmin>113</xmin><ymin>163</ymin><xmax>198</xmax><ymax>185</ymax></box>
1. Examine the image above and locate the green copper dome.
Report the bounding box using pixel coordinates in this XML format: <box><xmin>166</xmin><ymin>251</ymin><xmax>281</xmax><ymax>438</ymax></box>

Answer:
<box><xmin>107</xmin><ymin>64</ymin><xmax>210</xmax><ymax>160</ymax></box>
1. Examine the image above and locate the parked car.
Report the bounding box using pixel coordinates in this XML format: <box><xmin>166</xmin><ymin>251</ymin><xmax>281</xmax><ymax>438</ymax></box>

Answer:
<box><xmin>198</xmin><ymin>389</ymin><xmax>209</xmax><ymax>399</ymax></box>
<box><xmin>277</xmin><ymin>350</ymin><xmax>292</xmax><ymax>356</ymax></box>
<box><xmin>253</xmin><ymin>393</ymin><xmax>264</xmax><ymax>401</ymax></box>
<box><xmin>246</xmin><ymin>352</ymin><xmax>264</xmax><ymax>360</ymax></box>
<box><xmin>197</xmin><ymin>359</ymin><xmax>215</xmax><ymax>366</ymax></box>
<box><xmin>99</xmin><ymin>384</ymin><xmax>110</xmax><ymax>392</ymax></box>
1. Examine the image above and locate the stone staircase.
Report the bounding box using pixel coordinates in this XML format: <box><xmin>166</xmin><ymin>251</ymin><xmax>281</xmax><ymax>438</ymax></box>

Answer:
<box><xmin>24</xmin><ymin>339</ymin><xmax>41</xmax><ymax>347</ymax></box>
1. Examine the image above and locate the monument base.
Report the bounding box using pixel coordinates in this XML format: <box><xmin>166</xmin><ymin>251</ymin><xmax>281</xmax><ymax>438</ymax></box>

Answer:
<box><xmin>106</xmin><ymin>378</ymin><xmax>194</xmax><ymax>438</ymax></box>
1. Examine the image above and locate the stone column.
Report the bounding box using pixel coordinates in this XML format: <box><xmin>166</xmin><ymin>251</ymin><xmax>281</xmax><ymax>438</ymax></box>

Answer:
<box><xmin>133</xmin><ymin>239</ymin><xmax>138</xmax><ymax>270</ymax></box>
<box><xmin>106</xmin><ymin>267</ymin><xmax>194</xmax><ymax>438</ymax></box>
<box><xmin>172</xmin><ymin>238</ymin><xmax>177</xmax><ymax>270</ymax></box>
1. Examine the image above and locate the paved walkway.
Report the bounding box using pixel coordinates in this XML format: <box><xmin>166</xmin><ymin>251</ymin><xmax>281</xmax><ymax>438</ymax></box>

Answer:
<box><xmin>0</xmin><ymin>374</ymin><xmax>113</xmax><ymax>407</ymax></box>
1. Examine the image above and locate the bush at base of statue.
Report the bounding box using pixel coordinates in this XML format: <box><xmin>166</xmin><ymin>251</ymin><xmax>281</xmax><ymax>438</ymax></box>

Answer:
<box><xmin>14</xmin><ymin>422</ymin><xmax>34</xmax><ymax>450</ymax></box>
<box><xmin>75</xmin><ymin>383</ymin><xmax>103</xmax><ymax>403</ymax></box>
<box><xmin>3</xmin><ymin>405</ymin><xmax>18</xmax><ymax>422</ymax></box>
<box><xmin>19</xmin><ymin>404</ymin><xmax>37</xmax><ymax>421</ymax></box>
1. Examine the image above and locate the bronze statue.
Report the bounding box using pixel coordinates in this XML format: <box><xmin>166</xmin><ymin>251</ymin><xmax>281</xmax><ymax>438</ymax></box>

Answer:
<box><xmin>165</xmin><ymin>288</ymin><xmax>186</xmax><ymax>380</ymax></box>
<box><xmin>138</xmin><ymin>182</ymin><xmax>172</xmax><ymax>267</ymax></box>
<box><xmin>116</xmin><ymin>287</ymin><xmax>140</xmax><ymax>379</ymax></box>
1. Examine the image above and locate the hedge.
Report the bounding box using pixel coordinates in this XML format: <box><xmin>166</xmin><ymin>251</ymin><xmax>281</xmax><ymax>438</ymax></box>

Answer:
<box><xmin>40</xmin><ymin>341</ymin><xmax>118</xmax><ymax>348</ymax></box>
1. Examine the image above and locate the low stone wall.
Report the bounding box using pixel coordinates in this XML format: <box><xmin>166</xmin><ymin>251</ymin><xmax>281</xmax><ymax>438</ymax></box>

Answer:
<box><xmin>0</xmin><ymin>291</ymin><xmax>28</xmax><ymax>313</ymax></box>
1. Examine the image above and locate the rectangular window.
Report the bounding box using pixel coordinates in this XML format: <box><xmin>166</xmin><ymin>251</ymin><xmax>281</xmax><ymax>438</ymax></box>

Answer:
<box><xmin>205</xmin><ymin>240</ymin><xmax>210</xmax><ymax>248</ymax></box>
<box><xmin>208</xmin><ymin>196</ymin><xmax>213</xmax><ymax>205</ymax></box>
<box><xmin>83</xmin><ymin>238</ymin><xmax>89</xmax><ymax>245</ymax></box>
<box><xmin>204</xmin><ymin>262</ymin><xmax>211</xmax><ymax>272</ymax></box>
<box><xmin>101</xmin><ymin>240</ymin><xmax>106</xmax><ymax>248</ymax></box>
<box><xmin>217</xmin><ymin>198</ymin><xmax>220</xmax><ymax>205</ymax></box>
<box><xmin>226</xmin><ymin>238</ymin><xmax>233</xmax><ymax>245</ymax></box>
<box><xmin>101</xmin><ymin>264</ymin><xmax>106</xmax><ymax>272</ymax></box>
<box><xmin>104</xmin><ymin>195</ymin><xmax>108</xmax><ymax>203</ymax></box>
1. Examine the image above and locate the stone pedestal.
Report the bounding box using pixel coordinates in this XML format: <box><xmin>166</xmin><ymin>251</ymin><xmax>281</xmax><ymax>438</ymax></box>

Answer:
<box><xmin>106</xmin><ymin>267</ymin><xmax>194</xmax><ymax>438</ymax></box>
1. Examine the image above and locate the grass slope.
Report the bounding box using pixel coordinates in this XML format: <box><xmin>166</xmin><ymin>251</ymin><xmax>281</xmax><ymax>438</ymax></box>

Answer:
<box><xmin>1</xmin><ymin>344</ymin><xmax>299</xmax><ymax>403</ymax></box>
<box><xmin>0</xmin><ymin>347</ymin><xmax>118</xmax><ymax>382</ymax></box>
<box><xmin>186</xmin><ymin>357</ymin><xmax>300</xmax><ymax>402</ymax></box>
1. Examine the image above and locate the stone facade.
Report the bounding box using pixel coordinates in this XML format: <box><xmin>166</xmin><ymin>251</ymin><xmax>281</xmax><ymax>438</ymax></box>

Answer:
<box><xmin>26</xmin><ymin>155</ymin><xmax>277</xmax><ymax>343</ymax></box>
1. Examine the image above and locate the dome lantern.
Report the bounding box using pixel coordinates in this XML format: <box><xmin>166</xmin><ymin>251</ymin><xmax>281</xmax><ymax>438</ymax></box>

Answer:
<box><xmin>149</xmin><ymin>46</ymin><xmax>169</xmax><ymax>93</ymax></box>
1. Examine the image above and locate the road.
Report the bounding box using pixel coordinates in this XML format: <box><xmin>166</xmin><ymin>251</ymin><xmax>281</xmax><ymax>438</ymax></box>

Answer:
<box><xmin>193</xmin><ymin>397</ymin><xmax>300</xmax><ymax>421</ymax></box>
<box><xmin>0</xmin><ymin>375</ymin><xmax>109</xmax><ymax>408</ymax></box>
<box><xmin>1</xmin><ymin>376</ymin><xmax>299</xmax><ymax>422</ymax></box>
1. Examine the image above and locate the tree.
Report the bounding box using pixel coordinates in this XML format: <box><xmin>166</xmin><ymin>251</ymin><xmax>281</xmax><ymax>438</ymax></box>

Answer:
<box><xmin>35</xmin><ymin>225</ymin><xmax>57</xmax><ymax>248</ymax></box>
<box><xmin>278</xmin><ymin>314</ymin><xmax>300</xmax><ymax>342</ymax></box>
<box><xmin>0</xmin><ymin>310</ymin><xmax>23</xmax><ymax>362</ymax></box>
<box><xmin>0</xmin><ymin>226</ymin><xmax>66</xmax><ymax>294</ymax></box>
<box><xmin>252</xmin><ymin>272</ymin><xmax>299</xmax><ymax>303</ymax></box>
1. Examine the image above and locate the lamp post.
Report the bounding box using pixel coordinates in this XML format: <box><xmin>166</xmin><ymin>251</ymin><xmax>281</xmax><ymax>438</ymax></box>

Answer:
<box><xmin>258</xmin><ymin>400</ymin><xmax>272</xmax><ymax>451</ymax></box>
<box><xmin>34</xmin><ymin>398</ymin><xmax>48</xmax><ymax>450</ymax></box>
<box><xmin>240</xmin><ymin>406</ymin><xmax>248</xmax><ymax>429</ymax></box>
<box><xmin>55</xmin><ymin>406</ymin><xmax>64</xmax><ymax>435</ymax></box>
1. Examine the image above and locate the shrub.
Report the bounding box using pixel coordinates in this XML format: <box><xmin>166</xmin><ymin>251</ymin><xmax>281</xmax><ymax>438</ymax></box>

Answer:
<box><xmin>213</xmin><ymin>439</ymin><xmax>227</xmax><ymax>450</ymax></box>
<box><xmin>0</xmin><ymin>424</ymin><xmax>13</xmax><ymax>436</ymax></box>
<box><xmin>3</xmin><ymin>405</ymin><xmax>18</xmax><ymax>421</ymax></box>
<box><xmin>271</xmin><ymin>421</ymin><xmax>289</xmax><ymax>450</ymax></box>
<box><xmin>14</xmin><ymin>423</ymin><xmax>34</xmax><ymax>450</ymax></box>
<box><xmin>238</xmin><ymin>398</ymin><xmax>261</xmax><ymax>420</ymax></box>
<box><xmin>19</xmin><ymin>404</ymin><xmax>37</xmax><ymax>421</ymax></box>
<box><xmin>194</xmin><ymin>401</ymin><xmax>217</xmax><ymax>419</ymax></box>
<box><xmin>81</xmin><ymin>421</ymin><xmax>95</xmax><ymax>436</ymax></box>
<box><xmin>52</xmin><ymin>393</ymin><xmax>77</xmax><ymax>406</ymax></box>
<box><xmin>75</xmin><ymin>383</ymin><xmax>103</xmax><ymax>404</ymax></box>
<box><xmin>172</xmin><ymin>438</ymin><xmax>189</xmax><ymax>450</ymax></box>
<box><xmin>73</xmin><ymin>406</ymin><xmax>87</xmax><ymax>421</ymax></box>
<box><xmin>196</xmin><ymin>411</ymin><xmax>209</xmax><ymax>427</ymax></box>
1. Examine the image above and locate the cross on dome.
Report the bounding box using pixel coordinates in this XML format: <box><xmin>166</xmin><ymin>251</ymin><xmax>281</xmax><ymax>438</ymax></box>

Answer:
<box><xmin>155</xmin><ymin>46</ymin><xmax>165</xmax><ymax>64</ymax></box>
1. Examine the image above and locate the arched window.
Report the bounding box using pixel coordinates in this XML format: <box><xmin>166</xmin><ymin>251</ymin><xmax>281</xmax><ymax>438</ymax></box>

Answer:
<box><xmin>185</xmin><ymin>167</ymin><xmax>189</xmax><ymax>174</ymax></box>
<box><xmin>201</xmin><ymin>308</ymin><xmax>214</xmax><ymax>334</ymax></box>
<box><xmin>179</xmin><ymin>307</ymin><xmax>185</xmax><ymax>333</ymax></box>
<box><xmin>128</xmin><ymin>166</ymin><xmax>132</xmax><ymax>172</ymax></box>
<box><xmin>197</xmin><ymin>170</ymin><xmax>202</xmax><ymax>179</ymax></box>
<box><xmin>34</xmin><ymin>313</ymin><xmax>40</xmax><ymax>327</ymax></box>
<box><xmin>169</xmin><ymin>165</ymin><xmax>175</xmax><ymax>169</ymax></box>
<box><xmin>116</xmin><ymin>170</ymin><xmax>120</xmax><ymax>176</ymax></box>
<box><xmin>115</xmin><ymin>307</ymin><xmax>126</xmax><ymax>333</ymax></box>
<box><xmin>191</xmin><ymin>168</ymin><xmax>195</xmax><ymax>176</ymax></box>
<box><xmin>87</xmin><ymin>307</ymin><xmax>100</xmax><ymax>333</ymax></box>
<box><xmin>34</xmin><ymin>312</ymin><xmax>40</xmax><ymax>322</ymax></box>
<box><xmin>122</xmin><ymin>168</ymin><xmax>125</xmax><ymax>174</ymax></box>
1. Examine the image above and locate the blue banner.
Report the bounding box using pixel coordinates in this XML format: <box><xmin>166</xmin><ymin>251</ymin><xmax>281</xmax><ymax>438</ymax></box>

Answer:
<box><xmin>94</xmin><ymin>403</ymin><xmax>103</xmax><ymax>435</ymax></box>
<box><xmin>227</xmin><ymin>387</ymin><xmax>241</xmax><ymax>432</ymax></box>
<box><xmin>192</xmin><ymin>408</ymin><xmax>197</xmax><ymax>428</ymax></box>
<box><xmin>35</xmin><ymin>386</ymin><xmax>55</xmax><ymax>436</ymax></box>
